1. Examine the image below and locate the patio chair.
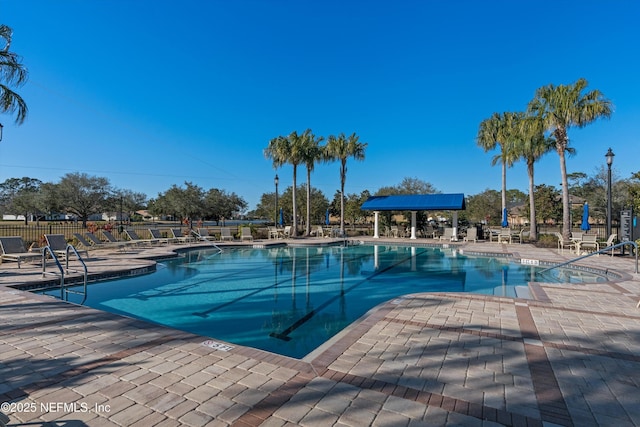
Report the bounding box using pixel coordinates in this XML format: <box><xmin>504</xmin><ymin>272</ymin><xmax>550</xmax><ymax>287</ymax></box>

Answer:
<box><xmin>0</xmin><ymin>236</ymin><xmax>41</xmax><ymax>268</ymax></box>
<box><xmin>578</xmin><ymin>234</ymin><xmax>599</xmax><ymax>254</ymax></box>
<box><xmin>170</xmin><ymin>228</ymin><xmax>193</xmax><ymax>244</ymax></box>
<box><xmin>267</xmin><ymin>226</ymin><xmax>280</xmax><ymax>239</ymax></box>
<box><xmin>497</xmin><ymin>228</ymin><xmax>512</xmax><ymax>244</ymax></box>
<box><xmin>191</xmin><ymin>228</ymin><xmax>216</xmax><ymax>242</ymax></box>
<box><xmin>555</xmin><ymin>232</ymin><xmax>576</xmax><ymax>254</ymax></box>
<box><xmin>85</xmin><ymin>232</ymin><xmax>127</xmax><ymax>251</ymax></box>
<box><xmin>438</xmin><ymin>227</ymin><xmax>455</xmax><ymax>242</ymax></box>
<box><xmin>220</xmin><ymin>227</ymin><xmax>234</xmax><ymax>241</ymax></box>
<box><xmin>463</xmin><ymin>227</ymin><xmax>477</xmax><ymax>243</ymax></box>
<box><xmin>602</xmin><ymin>233</ymin><xmax>617</xmax><ymax>257</ymax></box>
<box><xmin>311</xmin><ymin>225</ymin><xmax>324</xmax><ymax>238</ymax></box>
<box><xmin>124</xmin><ymin>229</ymin><xmax>157</xmax><ymax>246</ymax></box>
<box><xmin>44</xmin><ymin>234</ymin><xmax>88</xmax><ymax>259</ymax></box>
<box><xmin>283</xmin><ymin>226</ymin><xmax>292</xmax><ymax>238</ymax></box>
<box><xmin>510</xmin><ymin>228</ymin><xmax>528</xmax><ymax>244</ymax></box>
<box><xmin>148</xmin><ymin>229</ymin><xmax>171</xmax><ymax>244</ymax></box>
<box><xmin>240</xmin><ymin>227</ymin><xmax>254</xmax><ymax>241</ymax></box>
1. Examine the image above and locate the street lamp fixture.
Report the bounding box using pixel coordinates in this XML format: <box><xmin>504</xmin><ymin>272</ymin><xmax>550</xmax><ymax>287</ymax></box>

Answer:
<box><xmin>605</xmin><ymin>148</ymin><xmax>615</xmax><ymax>237</ymax></box>
<box><xmin>0</xmin><ymin>123</ymin><xmax>3</xmax><ymax>142</ymax></box>
<box><xmin>274</xmin><ymin>174</ymin><xmax>279</xmax><ymax>227</ymax></box>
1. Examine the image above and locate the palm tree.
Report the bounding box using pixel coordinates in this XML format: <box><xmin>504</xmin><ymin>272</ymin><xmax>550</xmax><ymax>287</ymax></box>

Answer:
<box><xmin>528</xmin><ymin>78</ymin><xmax>613</xmax><ymax>240</ymax></box>
<box><xmin>476</xmin><ymin>112</ymin><xmax>519</xmax><ymax>224</ymax></box>
<box><xmin>0</xmin><ymin>24</ymin><xmax>28</xmax><ymax>125</ymax></box>
<box><xmin>264</xmin><ymin>131</ymin><xmax>305</xmax><ymax>237</ymax></box>
<box><xmin>324</xmin><ymin>132</ymin><xmax>367</xmax><ymax>236</ymax></box>
<box><xmin>300</xmin><ymin>129</ymin><xmax>324</xmax><ymax>236</ymax></box>
<box><xmin>510</xmin><ymin>115</ymin><xmax>555</xmax><ymax>240</ymax></box>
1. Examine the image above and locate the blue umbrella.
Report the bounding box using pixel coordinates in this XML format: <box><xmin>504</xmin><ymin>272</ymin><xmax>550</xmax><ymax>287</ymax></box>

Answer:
<box><xmin>325</xmin><ymin>209</ymin><xmax>330</xmax><ymax>226</ymax></box>
<box><xmin>581</xmin><ymin>202</ymin><xmax>591</xmax><ymax>231</ymax></box>
<box><xmin>501</xmin><ymin>208</ymin><xmax>509</xmax><ymax>228</ymax></box>
<box><xmin>279</xmin><ymin>208</ymin><xmax>284</xmax><ymax>227</ymax></box>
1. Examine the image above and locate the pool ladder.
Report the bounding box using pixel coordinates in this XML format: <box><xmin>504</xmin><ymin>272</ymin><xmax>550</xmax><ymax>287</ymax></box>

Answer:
<box><xmin>42</xmin><ymin>244</ymin><xmax>88</xmax><ymax>304</ymax></box>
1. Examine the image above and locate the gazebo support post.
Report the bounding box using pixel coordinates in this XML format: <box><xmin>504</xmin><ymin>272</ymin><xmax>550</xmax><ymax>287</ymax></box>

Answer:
<box><xmin>373</xmin><ymin>211</ymin><xmax>380</xmax><ymax>238</ymax></box>
<box><xmin>410</xmin><ymin>211</ymin><xmax>417</xmax><ymax>239</ymax></box>
<box><xmin>452</xmin><ymin>211</ymin><xmax>459</xmax><ymax>241</ymax></box>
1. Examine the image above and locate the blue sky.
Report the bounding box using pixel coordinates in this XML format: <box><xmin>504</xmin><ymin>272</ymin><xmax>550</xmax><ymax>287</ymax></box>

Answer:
<box><xmin>1</xmin><ymin>1</ymin><xmax>638</xmax><ymax>211</ymax></box>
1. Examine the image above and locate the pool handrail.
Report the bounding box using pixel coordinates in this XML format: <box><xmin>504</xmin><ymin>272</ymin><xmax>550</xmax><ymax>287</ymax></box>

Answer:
<box><xmin>536</xmin><ymin>241</ymin><xmax>638</xmax><ymax>275</ymax></box>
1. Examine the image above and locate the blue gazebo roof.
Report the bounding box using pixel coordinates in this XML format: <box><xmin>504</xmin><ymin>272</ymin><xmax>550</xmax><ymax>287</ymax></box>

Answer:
<box><xmin>361</xmin><ymin>193</ymin><xmax>466</xmax><ymax>211</ymax></box>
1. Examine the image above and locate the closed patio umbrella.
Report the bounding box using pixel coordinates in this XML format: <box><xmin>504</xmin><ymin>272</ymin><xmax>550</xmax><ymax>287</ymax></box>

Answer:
<box><xmin>279</xmin><ymin>208</ymin><xmax>284</xmax><ymax>227</ymax></box>
<box><xmin>581</xmin><ymin>202</ymin><xmax>591</xmax><ymax>231</ymax></box>
<box><xmin>325</xmin><ymin>209</ymin><xmax>330</xmax><ymax>226</ymax></box>
<box><xmin>501</xmin><ymin>208</ymin><xmax>508</xmax><ymax>228</ymax></box>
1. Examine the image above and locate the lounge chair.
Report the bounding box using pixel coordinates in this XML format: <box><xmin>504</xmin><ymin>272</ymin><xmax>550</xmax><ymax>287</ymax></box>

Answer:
<box><xmin>85</xmin><ymin>232</ymin><xmax>127</xmax><ymax>251</ymax></box>
<box><xmin>148</xmin><ymin>229</ymin><xmax>171</xmax><ymax>244</ymax></box>
<box><xmin>124</xmin><ymin>229</ymin><xmax>157</xmax><ymax>246</ymax></box>
<box><xmin>463</xmin><ymin>227</ymin><xmax>477</xmax><ymax>243</ymax></box>
<box><xmin>438</xmin><ymin>227</ymin><xmax>454</xmax><ymax>241</ymax></box>
<box><xmin>240</xmin><ymin>227</ymin><xmax>253</xmax><ymax>241</ymax></box>
<box><xmin>44</xmin><ymin>234</ymin><xmax>88</xmax><ymax>259</ymax></box>
<box><xmin>0</xmin><ymin>236</ymin><xmax>41</xmax><ymax>268</ymax></box>
<box><xmin>170</xmin><ymin>228</ymin><xmax>192</xmax><ymax>243</ymax></box>
<box><xmin>191</xmin><ymin>228</ymin><xmax>216</xmax><ymax>242</ymax></box>
<box><xmin>220</xmin><ymin>227</ymin><xmax>234</xmax><ymax>241</ymax></box>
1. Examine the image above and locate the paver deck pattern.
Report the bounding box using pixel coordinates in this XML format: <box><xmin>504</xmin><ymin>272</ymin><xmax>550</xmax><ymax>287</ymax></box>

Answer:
<box><xmin>0</xmin><ymin>237</ymin><xmax>638</xmax><ymax>426</ymax></box>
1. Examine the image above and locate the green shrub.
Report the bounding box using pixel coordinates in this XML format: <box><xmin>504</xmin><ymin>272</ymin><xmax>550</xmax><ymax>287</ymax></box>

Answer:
<box><xmin>535</xmin><ymin>233</ymin><xmax>558</xmax><ymax>248</ymax></box>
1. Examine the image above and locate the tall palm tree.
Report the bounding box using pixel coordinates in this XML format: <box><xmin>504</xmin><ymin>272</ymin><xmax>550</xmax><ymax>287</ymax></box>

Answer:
<box><xmin>0</xmin><ymin>24</ymin><xmax>28</xmax><ymax>125</ymax></box>
<box><xmin>300</xmin><ymin>129</ymin><xmax>324</xmax><ymax>236</ymax></box>
<box><xmin>528</xmin><ymin>78</ymin><xmax>613</xmax><ymax>240</ymax></box>
<box><xmin>476</xmin><ymin>112</ymin><xmax>519</xmax><ymax>224</ymax></box>
<box><xmin>510</xmin><ymin>115</ymin><xmax>555</xmax><ymax>240</ymax></box>
<box><xmin>264</xmin><ymin>131</ymin><xmax>305</xmax><ymax>237</ymax></box>
<box><xmin>324</xmin><ymin>132</ymin><xmax>367</xmax><ymax>236</ymax></box>
<box><xmin>264</xmin><ymin>134</ymin><xmax>290</xmax><ymax>223</ymax></box>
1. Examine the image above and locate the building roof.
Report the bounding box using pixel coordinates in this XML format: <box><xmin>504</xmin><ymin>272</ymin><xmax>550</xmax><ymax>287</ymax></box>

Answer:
<box><xmin>361</xmin><ymin>193</ymin><xmax>466</xmax><ymax>211</ymax></box>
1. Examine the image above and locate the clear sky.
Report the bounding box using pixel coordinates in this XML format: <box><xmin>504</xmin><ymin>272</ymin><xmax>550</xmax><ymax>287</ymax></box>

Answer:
<box><xmin>1</xmin><ymin>1</ymin><xmax>638</xmax><ymax>211</ymax></box>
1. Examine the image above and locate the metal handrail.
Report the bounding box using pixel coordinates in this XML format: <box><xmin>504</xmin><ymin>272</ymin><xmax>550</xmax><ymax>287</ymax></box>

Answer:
<box><xmin>41</xmin><ymin>247</ymin><xmax>65</xmax><ymax>299</ymax></box>
<box><xmin>536</xmin><ymin>241</ymin><xmax>638</xmax><ymax>275</ymax></box>
<box><xmin>63</xmin><ymin>244</ymin><xmax>88</xmax><ymax>304</ymax></box>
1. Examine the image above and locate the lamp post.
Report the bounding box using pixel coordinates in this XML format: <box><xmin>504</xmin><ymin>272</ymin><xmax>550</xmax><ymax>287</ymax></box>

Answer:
<box><xmin>0</xmin><ymin>123</ymin><xmax>3</xmax><ymax>141</ymax></box>
<box><xmin>605</xmin><ymin>148</ymin><xmax>615</xmax><ymax>237</ymax></box>
<box><xmin>274</xmin><ymin>174</ymin><xmax>279</xmax><ymax>227</ymax></box>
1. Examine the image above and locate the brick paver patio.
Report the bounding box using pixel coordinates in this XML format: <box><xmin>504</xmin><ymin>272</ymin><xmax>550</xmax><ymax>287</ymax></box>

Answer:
<box><xmin>0</xmin><ymin>238</ymin><xmax>638</xmax><ymax>426</ymax></box>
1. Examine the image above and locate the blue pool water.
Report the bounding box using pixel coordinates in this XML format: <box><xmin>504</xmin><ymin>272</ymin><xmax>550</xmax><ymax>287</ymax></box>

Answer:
<box><xmin>48</xmin><ymin>244</ymin><xmax>605</xmax><ymax>359</ymax></box>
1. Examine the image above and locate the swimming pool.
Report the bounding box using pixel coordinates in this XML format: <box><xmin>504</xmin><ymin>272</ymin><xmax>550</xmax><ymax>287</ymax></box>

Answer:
<box><xmin>47</xmin><ymin>244</ymin><xmax>606</xmax><ymax>359</ymax></box>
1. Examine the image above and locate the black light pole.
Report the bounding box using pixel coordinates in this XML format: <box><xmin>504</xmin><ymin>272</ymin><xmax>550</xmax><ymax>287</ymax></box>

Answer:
<box><xmin>274</xmin><ymin>174</ymin><xmax>279</xmax><ymax>227</ymax></box>
<box><xmin>606</xmin><ymin>148</ymin><xmax>615</xmax><ymax>237</ymax></box>
<box><xmin>0</xmin><ymin>123</ymin><xmax>3</xmax><ymax>141</ymax></box>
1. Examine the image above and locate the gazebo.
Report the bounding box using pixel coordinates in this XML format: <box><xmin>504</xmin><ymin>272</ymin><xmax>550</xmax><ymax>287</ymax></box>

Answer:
<box><xmin>361</xmin><ymin>193</ymin><xmax>466</xmax><ymax>240</ymax></box>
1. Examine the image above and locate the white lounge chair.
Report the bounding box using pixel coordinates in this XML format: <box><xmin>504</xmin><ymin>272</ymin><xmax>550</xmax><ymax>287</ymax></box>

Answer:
<box><xmin>192</xmin><ymin>228</ymin><xmax>216</xmax><ymax>242</ymax></box>
<box><xmin>439</xmin><ymin>228</ymin><xmax>454</xmax><ymax>241</ymax></box>
<box><xmin>220</xmin><ymin>227</ymin><xmax>234</xmax><ymax>241</ymax></box>
<box><xmin>240</xmin><ymin>227</ymin><xmax>253</xmax><ymax>241</ymax></box>
<box><xmin>463</xmin><ymin>227</ymin><xmax>477</xmax><ymax>243</ymax></box>
<box><xmin>0</xmin><ymin>236</ymin><xmax>41</xmax><ymax>268</ymax></box>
